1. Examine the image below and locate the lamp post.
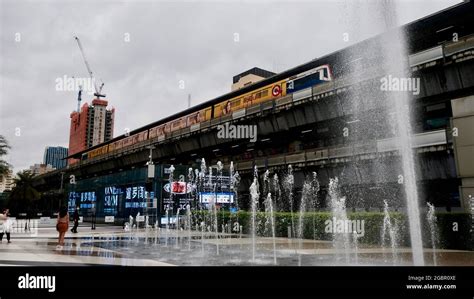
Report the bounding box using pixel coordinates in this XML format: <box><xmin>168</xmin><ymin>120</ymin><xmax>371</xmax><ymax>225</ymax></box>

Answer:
<box><xmin>145</xmin><ymin>145</ymin><xmax>157</xmax><ymax>227</ymax></box>
<box><xmin>59</xmin><ymin>171</ymin><xmax>65</xmax><ymax>209</ymax></box>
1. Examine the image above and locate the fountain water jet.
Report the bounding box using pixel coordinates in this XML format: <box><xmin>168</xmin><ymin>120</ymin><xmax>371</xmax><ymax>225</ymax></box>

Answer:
<box><xmin>283</xmin><ymin>165</ymin><xmax>295</xmax><ymax>239</ymax></box>
<box><xmin>264</xmin><ymin>192</ymin><xmax>277</xmax><ymax>265</ymax></box>
<box><xmin>164</xmin><ymin>208</ymin><xmax>169</xmax><ymax>247</ymax></box>
<box><xmin>186</xmin><ymin>204</ymin><xmax>192</xmax><ymax>251</ymax></box>
<box><xmin>249</xmin><ymin>166</ymin><xmax>260</xmax><ymax>262</ymax></box>
<box><xmin>381</xmin><ymin>200</ymin><xmax>399</xmax><ymax>264</ymax></box>
<box><xmin>297</xmin><ymin>176</ymin><xmax>318</xmax><ymax>266</ymax></box>
<box><xmin>343</xmin><ymin>0</ymin><xmax>425</xmax><ymax>266</ymax></box>
<box><xmin>328</xmin><ymin>177</ymin><xmax>351</xmax><ymax>264</ymax></box>
<box><xmin>427</xmin><ymin>203</ymin><xmax>438</xmax><ymax>266</ymax></box>
<box><xmin>381</xmin><ymin>3</ymin><xmax>424</xmax><ymax>266</ymax></box>
<box><xmin>175</xmin><ymin>207</ymin><xmax>182</xmax><ymax>249</ymax></box>
<box><xmin>209</xmin><ymin>165</ymin><xmax>219</xmax><ymax>255</ymax></box>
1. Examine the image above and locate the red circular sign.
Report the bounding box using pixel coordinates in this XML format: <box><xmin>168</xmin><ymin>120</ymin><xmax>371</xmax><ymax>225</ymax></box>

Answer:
<box><xmin>272</xmin><ymin>85</ymin><xmax>281</xmax><ymax>96</ymax></box>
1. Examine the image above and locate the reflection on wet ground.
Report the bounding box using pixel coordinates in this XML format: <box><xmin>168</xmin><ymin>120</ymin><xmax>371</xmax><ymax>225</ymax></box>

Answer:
<box><xmin>0</xmin><ymin>226</ymin><xmax>472</xmax><ymax>266</ymax></box>
<box><xmin>84</xmin><ymin>229</ymin><xmax>474</xmax><ymax>266</ymax></box>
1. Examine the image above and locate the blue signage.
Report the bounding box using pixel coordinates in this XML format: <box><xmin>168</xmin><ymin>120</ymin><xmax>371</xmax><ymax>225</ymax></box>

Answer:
<box><xmin>104</xmin><ymin>186</ymin><xmax>121</xmax><ymax>215</ymax></box>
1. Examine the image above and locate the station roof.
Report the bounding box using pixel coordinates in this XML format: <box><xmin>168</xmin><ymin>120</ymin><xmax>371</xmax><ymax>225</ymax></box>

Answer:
<box><xmin>232</xmin><ymin>67</ymin><xmax>276</xmax><ymax>84</ymax></box>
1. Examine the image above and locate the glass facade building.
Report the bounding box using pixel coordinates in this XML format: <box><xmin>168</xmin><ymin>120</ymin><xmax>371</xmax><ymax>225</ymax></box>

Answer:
<box><xmin>43</xmin><ymin>146</ymin><xmax>68</xmax><ymax>169</ymax></box>
<box><xmin>66</xmin><ymin>164</ymin><xmax>191</xmax><ymax>224</ymax></box>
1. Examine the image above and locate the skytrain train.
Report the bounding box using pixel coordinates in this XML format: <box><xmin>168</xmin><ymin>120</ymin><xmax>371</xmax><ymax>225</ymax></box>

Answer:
<box><xmin>83</xmin><ymin>64</ymin><xmax>333</xmax><ymax>160</ymax></box>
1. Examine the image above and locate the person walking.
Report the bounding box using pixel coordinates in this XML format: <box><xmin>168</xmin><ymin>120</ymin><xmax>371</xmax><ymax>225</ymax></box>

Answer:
<box><xmin>56</xmin><ymin>206</ymin><xmax>69</xmax><ymax>250</ymax></box>
<box><xmin>0</xmin><ymin>208</ymin><xmax>11</xmax><ymax>243</ymax></box>
<box><xmin>71</xmin><ymin>206</ymin><xmax>80</xmax><ymax>233</ymax></box>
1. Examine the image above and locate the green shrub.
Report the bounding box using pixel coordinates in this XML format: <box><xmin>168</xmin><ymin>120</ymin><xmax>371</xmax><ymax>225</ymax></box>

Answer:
<box><xmin>191</xmin><ymin>210</ymin><xmax>472</xmax><ymax>250</ymax></box>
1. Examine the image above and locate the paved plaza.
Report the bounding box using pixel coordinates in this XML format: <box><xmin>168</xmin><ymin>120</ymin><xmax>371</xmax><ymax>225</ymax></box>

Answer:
<box><xmin>1</xmin><ymin>224</ymin><xmax>473</xmax><ymax>266</ymax></box>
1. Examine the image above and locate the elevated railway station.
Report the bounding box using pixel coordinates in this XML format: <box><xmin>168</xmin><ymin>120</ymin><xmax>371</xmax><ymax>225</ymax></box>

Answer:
<box><xmin>32</xmin><ymin>2</ymin><xmax>474</xmax><ymax>222</ymax></box>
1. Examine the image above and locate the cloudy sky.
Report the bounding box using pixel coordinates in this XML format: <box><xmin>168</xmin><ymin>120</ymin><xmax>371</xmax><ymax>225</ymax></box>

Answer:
<box><xmin>0</xmin><ymin>0</ymin><xmax>461</xmax><ymax>173</ymax></box>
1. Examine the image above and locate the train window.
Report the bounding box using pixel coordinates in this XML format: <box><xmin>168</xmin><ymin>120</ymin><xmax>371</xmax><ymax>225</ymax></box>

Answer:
<box><xmin>188</xmin><ymin>112</ymin><xmax>202</xmax><ymax>125</ymax></box>
<box><xmin>290</xmin><ymin>72</ymin><xmax>323</xmax><ymax>91</ymax></box>
<box><xmin>261</xmin><ymin>89</ymin><xmax>268</xmax><ymax>97</ymax></box>
<box><xmin>243</xmin><ymin>94</ymin><xmax>253</xmax><ymax>103</ymax></box>
<box><xmin>231</xmin><ymin>99</ymin><xmax>241</xmax><ymax>108</ymax></box>
<box><xmin>322</xmin><ymin>66</ymin><xmax>330</xmax><ymax>80</ymax></box>
<box><xmin>157</xmin><ymin>126</ymin><xmax>165</xmax><ymax>135</ymax></box>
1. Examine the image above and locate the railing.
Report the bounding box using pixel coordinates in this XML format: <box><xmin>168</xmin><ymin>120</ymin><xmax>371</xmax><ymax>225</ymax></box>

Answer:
<box><xmin>409</xmin><ymin>33</ymin><xmax>474</xmax><ymax>68</ymax></box>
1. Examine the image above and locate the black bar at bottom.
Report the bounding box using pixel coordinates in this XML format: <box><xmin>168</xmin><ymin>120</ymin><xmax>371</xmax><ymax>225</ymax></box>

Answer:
<box><xmin>0</xmin><ymin>266</ymin><xmax>472</xmax><ymax>298</ymax></box>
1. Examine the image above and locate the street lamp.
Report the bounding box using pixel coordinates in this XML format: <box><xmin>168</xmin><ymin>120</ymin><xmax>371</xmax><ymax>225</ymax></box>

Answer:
<box><xmin>59</xmin><ymin>171</ymin><xmax>65</xmax><ymax>209</ymax></box>
<box><xmin>145</xmin><ymin>146</ymin><xmax>158</xmax><ymax>227</ymax></box>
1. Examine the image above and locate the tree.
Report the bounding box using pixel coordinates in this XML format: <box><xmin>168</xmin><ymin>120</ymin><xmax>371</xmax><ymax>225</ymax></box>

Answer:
<box><xmin>7</xmin><ymin>170</ymin><xmax>41</xmax><ymax>216</ymax></box>
<box><xmin>0</xmin><ymin>135</ymin><xmax>11</xmax><ymax>179</ymax></box>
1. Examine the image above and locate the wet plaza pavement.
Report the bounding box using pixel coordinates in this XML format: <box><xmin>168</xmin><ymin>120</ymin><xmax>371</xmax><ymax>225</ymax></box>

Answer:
<box><xmin>1</xmin><ymin>225</ymin><xmax>473</xmax><ymax>266</ymax></box>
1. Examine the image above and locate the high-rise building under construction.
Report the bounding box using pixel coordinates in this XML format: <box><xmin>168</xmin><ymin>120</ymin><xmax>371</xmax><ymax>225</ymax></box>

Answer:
<box><xmin>68</xmin><ymin>99</ymin><xmax>114</xmax><ymax>164</ymax></box>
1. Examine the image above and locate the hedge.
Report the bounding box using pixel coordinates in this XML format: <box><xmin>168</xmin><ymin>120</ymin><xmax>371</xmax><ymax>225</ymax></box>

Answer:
<box><xmin>191</xmin><ymin>210</ymin><xmax>472</xmax><ymax>250</ymax></box>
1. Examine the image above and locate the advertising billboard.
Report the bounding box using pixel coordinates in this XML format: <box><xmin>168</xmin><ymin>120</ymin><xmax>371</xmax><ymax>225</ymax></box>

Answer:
<box><xmin>68</xmin><ymin>191</ymin><xmax>96</xmax><ymax>211</ymax></box>
<box><xmin>198</xmin><ymin>192</ymin><xmax>234</xmax><ymax>204</ymax></box>
<box><xmin>103</xmin><ymin>186</ymin><xmax>120</xmax><ymax>215</ymax></box>
<box><xmin>125</xmin><ymin>185</ymin><xmax>150</xmax><ymax>209</ymax></box>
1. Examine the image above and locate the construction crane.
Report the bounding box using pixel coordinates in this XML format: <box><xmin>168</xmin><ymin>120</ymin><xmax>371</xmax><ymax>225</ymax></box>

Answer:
<box><xmin>74</xmin><ymin>36</ymin><xmax>106</xmax><ymax>100</ymax></box>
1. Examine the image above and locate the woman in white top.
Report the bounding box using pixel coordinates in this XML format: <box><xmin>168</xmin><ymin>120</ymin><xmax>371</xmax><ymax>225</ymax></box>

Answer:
<box><xmin>0</xmin><ymin>208</ymin><xmax>11</xmax><ymax>243</ymax></box>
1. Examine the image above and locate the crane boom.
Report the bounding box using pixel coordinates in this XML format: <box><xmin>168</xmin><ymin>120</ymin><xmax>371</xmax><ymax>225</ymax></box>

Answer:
<box><xmin>74</xmin><ymin>36</ymin><xmax>105</xmax><ymax>98</ymax></box>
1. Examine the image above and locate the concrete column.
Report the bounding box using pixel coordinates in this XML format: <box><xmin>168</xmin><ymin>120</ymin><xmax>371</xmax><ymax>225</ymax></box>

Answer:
<box><xmin>451</xmin><ymin>95</ymin><xmax>474</xmax><ymax>211</ymax></box>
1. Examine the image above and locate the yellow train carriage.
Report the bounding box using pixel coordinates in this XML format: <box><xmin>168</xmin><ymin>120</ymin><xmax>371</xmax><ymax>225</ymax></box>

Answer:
<box><xmin>87</xmin><ymin>144</ymin><xmax>109</xmax><ymax>159</ymax></box>
<box><xmin>137</xmin><ymin>130</ymin><xmax>148</xmax><ymax>142</ymax></box>
<box><xmin>213</xmin><ymin>80</ymin><xmax>287</xmax><ymax>118</ymax></box>
<box><xmin>200</xmin><ymin>107</ymin><xmax>212</xmax><ymax>122</ymax></box>
<box><xmin>109</xmin><ymin>139</ymin><xmax>123</xmax><ymax>152</ymax></box>
<box><xmin>149</xmin><ymin>124</ymin><xmax>165</xmax><ymax>139</ymax></box>
<box><xmin>108</xmin><ymin>141</ymin><xmax>116</xmax><ymax>152</ymax></box>
<box><xmin>169</xmin><ymin>117</ymin><xmax>186</xmax><ymax>133</ymax></box>
<box><xmin>86</xmin><ymin>80</ymin><xmax>288</xmax><ymax>159</ymax></box>
<box><xmin>151</xmin><ymin>107</ymin><xmax>212</xmax><ymax>139</ymax></box>
<box><xmin>121</xmin><ymin>131</ymin><xmax>148</xmax><ymax>148</ymax></box>
<box><xmin>185</xmin><ymin>107</ymin><xmax>211</xmax><ymax>126</ymax></box>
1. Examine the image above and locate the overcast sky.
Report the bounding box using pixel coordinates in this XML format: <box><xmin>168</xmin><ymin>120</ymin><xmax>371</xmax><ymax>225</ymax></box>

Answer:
<box><xmin>0</xmin><ymin>0</ymin><xmax>461</xmax><ymax>174</ymax></box>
